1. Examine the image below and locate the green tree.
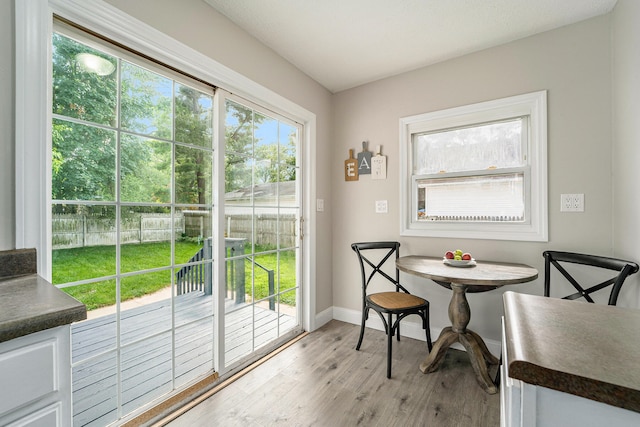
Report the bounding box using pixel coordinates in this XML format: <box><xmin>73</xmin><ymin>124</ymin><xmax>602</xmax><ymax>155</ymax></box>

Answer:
<box><xmin>52</xmin><ymin>33</ymin><xmax>118</xmax><ymax>202</ymax></box>
<box><xmin>52</xmin><ymin>33</ymin><xmax>215</xmax><ymax>205</ymax></box>
<box><xmin>254</xmin><ymin>132</ymin><xmax>297</xmax><ymax>184</ymax></box>
<box><xmin>224</xmin><ymin>101</ymin><xmax>257</xmax><ymax>193</ymax></box>
<box><xmin>224</xmin><ymin>102</ymin><xmax>297</xmax><ymax>191</ymax></box>
<box><xmin>175</xmin><ymin>83</ymin><xmax>213</xmax><ymax>205</ymax></box>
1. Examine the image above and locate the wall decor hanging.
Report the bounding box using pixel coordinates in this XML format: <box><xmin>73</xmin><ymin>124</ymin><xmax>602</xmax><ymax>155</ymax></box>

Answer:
<box><xmin>344</xmin><ymin>149</ymin><xmax>358</xmax><ymax>181</ymax></box>
<box><xmin>371</xmin><ymin>145</ymin><xmax>387</xmax><ymax>180</ymax></box>
<box><xmin>357</xmin><ymin>141</ymin><xmax>372</xmax><ymax>175</ymax></box>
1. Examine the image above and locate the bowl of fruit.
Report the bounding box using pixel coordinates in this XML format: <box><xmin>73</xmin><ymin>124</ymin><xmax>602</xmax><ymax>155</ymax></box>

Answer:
<box><xmin>443</xmin><ymin>249</ymin><xmax>476</xmax><ymax>267</ymax></box>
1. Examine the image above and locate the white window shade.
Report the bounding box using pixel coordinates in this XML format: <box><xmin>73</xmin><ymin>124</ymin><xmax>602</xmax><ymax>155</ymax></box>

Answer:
<box><xmin>413</xmin><ymin>119</ymin><xmax>524</xmax><ymax>175</ymax></box>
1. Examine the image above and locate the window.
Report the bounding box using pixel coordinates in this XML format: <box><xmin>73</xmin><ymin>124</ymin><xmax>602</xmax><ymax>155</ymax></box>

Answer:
<box><xmin>400</xmin><ymin>91</ymin><xmax>548</xmax><ymax>241</ymax></box>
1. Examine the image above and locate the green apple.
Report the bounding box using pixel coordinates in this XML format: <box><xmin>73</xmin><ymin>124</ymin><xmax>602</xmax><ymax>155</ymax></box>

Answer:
<box><xmin>455</xmin><ymin>249</ymin><xmax>463</xmax><ymax>256</ymax></box>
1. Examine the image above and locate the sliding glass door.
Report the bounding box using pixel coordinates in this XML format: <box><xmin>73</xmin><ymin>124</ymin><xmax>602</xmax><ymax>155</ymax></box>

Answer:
<box><xmin>50</xmin><ymin>23</ymin><xmax>303</xmax><ymax>426</ymax></box>
<box><xmin>222</xmin><ymin>97</ymin><xmax>303</xmax><ymax>370</ymax></box>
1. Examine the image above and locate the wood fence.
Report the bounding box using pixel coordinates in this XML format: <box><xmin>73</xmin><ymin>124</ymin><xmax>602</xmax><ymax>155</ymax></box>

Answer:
<box><xmin>52</xmin><ymin>212</ymin><xmax>296</xmax><ymax>249</ymax></box>
<box><xmin>225</xmin><ymin>214</ymin><xmax>297</xmax><ymax>248</ymax></box>
<box><xmin>52</xmin><ymin>213</ymin><xmax>185</xmax><ymax>249</ymax></box>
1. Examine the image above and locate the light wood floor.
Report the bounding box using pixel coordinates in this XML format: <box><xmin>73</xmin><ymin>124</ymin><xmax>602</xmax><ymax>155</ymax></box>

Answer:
<box><xmin>72</xmin><ymin>293</ymin><xmax>296</xmax><ymax>426</ymax></box>
<box><xmin>163</xmin><ymin>320</ymin><xmax>500</xmax><ymax>426</ymax></box>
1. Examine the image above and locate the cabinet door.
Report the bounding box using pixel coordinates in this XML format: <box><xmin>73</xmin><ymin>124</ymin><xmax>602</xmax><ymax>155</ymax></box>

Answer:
<box><xmin>0</xmin><ymin>339</ymin><xmax>57</xmax><ymax>415</ymax></box>
<box><xmin>6</xmin><ymin>403</ymin><xmax>61</xmax><ymax>427</ymax></box>
<box><xmin>0</xmin><ymin>326</ymin><xmax>71</xmax><ymax>426</ymax></box>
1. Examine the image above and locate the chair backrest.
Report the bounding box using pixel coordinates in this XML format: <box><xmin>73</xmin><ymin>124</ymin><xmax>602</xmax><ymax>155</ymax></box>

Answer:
<box><xmin>543</xmin><ymin>250</ymin><xmax>639</xmax><ymax>305</ymax></box>
<box><xmin>351</xmin><ymin>242</ymin><xmax>410</xmax><ymax>295</ymax></box>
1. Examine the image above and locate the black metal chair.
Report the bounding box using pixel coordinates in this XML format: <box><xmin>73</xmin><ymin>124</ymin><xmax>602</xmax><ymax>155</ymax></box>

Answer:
<box><xmin>497</xmin><ymin>250</ymin><xmax>639</xmax><ymax>387</ymax></box>
<box><xmin>543</xmin><ymin>250</ymin><xmax>639</xmax><ymax>305</ymax></box>
<box><xmin>351</xmin><ymin>241</ymin><xmax>432</xmax><ymax>378</ymax></box>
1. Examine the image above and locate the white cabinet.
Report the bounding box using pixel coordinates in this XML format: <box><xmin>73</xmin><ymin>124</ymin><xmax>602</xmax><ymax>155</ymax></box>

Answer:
<box><xmin>0</xmin><ymin>326</ymin><xmax>71</xmax><ymax>426</ymax></box>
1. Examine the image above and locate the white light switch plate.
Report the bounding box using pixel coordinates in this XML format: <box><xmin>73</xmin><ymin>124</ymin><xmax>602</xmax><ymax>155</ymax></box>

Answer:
<box><xmin>375</xmin><ymin>200</ymin><xmax>388</xmax><ymax>213</ymax></box>
<box><xmin>316</xmin><ymin>199</ymin><xmax>324</xmax><ymax>212</ymax></box>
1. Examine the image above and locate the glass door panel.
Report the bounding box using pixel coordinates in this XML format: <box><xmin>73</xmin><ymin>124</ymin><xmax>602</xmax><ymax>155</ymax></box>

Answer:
<box><xmin>223</xmin><ymin>98</ymin><xmax>302</xmax><ymax>370</ymax></box>
<box><xmin>72</xmin><ymin>351</ymin><xmax>118</xmax><ymax>426</ymax></box>
<box><xmin>52</xmin><ymin>26</ymin><xmax>215</xmax><ymax>425</ymax></box>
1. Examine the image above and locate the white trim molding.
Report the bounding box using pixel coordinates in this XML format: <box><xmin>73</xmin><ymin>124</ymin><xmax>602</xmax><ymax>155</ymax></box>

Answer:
<box><xmin>15</xmin><ymin>0</ymin><xmax>52</xmax><ymax>275</ymax></box>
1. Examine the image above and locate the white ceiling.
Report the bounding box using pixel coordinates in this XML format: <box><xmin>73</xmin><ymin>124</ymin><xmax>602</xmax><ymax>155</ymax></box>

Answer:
<box><xmin>203</xmin><ymin>0</ymin><xmax>617</xmax><ymax>93</ymax></box>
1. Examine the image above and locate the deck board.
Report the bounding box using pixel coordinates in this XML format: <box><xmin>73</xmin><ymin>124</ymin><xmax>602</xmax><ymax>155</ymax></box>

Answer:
<box><xmin>71</xmin><ymin>292</ymin><xmax>297</xmax><ymax>426</ymax></box>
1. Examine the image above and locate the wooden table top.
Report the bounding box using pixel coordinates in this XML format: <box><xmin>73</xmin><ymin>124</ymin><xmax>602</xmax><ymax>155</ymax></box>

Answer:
<box><xmin>396</xmin><ymin>255</ymin><xmax>538</xmax><ymax>292</ymax></box>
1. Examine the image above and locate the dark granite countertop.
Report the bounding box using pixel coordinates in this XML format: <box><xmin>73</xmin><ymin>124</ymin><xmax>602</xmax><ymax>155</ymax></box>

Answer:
<box><xmin>0</xmin><ymin>274</ymin><xmax>87</xmax><ymax>343</ymax></box>
<box><xmin>503</xmin><ymin>291</ymin><xmax>640</xmax><ymax>413</ymax></box>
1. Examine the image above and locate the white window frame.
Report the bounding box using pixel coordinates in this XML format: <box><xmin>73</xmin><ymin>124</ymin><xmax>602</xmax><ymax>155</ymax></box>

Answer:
<box><xmin>399</xmin><ymin>91</ymin><xmax>548</xmax><ymax>242</ymax></box>
<box><xmin>15</xmin><ymin>0</ymin><xmax>318</xmax><ymax>339</ymax></box>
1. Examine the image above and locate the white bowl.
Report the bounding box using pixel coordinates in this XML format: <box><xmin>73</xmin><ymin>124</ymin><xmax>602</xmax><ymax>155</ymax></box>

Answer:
<box><xmin>443</xmin><ymin>257</ymin><xmax>476</xmax><ymax>267</ymax></box>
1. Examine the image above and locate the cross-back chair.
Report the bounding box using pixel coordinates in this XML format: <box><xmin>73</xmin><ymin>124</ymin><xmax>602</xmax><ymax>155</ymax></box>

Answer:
<box><xmin>543</xmin><ymin>250</ymin><xmax>639</xmax><ymax>305</ymax></box>
<box><xmin>351</xmin><ymin>241</ymin><xmax>432</xmax><ymax>378</ymax></box>
<box><xmin>497</xmin><ymin>250</ymin><xmax>639</xmax><ymax>387</ymax></box>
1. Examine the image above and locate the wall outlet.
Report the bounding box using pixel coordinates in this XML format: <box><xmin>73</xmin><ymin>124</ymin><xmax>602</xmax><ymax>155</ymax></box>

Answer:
<box><xmin>375</xmin><ymin>200</ymin><xmax>388</xmax><ymax>213</ymax></box>
<box><xmin>560</xmin><ymin>194</ymin><xmax>584</xmax><ymax>212</ymax></box>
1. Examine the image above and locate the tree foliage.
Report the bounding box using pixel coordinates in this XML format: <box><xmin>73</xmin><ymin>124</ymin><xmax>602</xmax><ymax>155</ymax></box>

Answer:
<box><xmin>52</xmin><ymin>33</ymin><xmax>118</xmax><ymax>202</ymax></box>
<box><xmin>224</xmin><ymin>101</ymin><xmax>297</xmax><ymax>194</ymax></box>
<box><xmin>52</xmin><ymin>33</ymin><xmax>213</xmax><ymax>207</ymax></box>
<box><xmin>52</xmin><ymin>33</ymin><xmax>297</xmax><ymax>209</ymax></box>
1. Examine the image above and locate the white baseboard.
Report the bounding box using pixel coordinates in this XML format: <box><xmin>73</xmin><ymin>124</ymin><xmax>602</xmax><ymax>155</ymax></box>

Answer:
<box><xmin>330</xmin><ymin>306</ymin><xmax>502</xmax><ymax>356</ymax></box>
<box><xmin>313</xmin><ymin>306</ymin><xmax>333</xmax><ymax>330</ymax></box>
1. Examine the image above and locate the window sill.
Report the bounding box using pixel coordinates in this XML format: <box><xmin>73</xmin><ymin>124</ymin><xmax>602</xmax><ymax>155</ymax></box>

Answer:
<box><xmin>401</xmin><ymin>222</ymin><xmax>548</xmax><ymax>242</ymax></box>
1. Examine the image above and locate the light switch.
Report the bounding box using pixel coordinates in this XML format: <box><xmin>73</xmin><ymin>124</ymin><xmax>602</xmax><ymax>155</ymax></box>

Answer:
<box><xmin>375</xmin><ymin>200</ymin><xmax>388</xmax><ymax>213</ymax></box>
<box><xmin>316</xmin><ymin>199</ymin><xmax>324</xmax><ymax>212</ymax></box>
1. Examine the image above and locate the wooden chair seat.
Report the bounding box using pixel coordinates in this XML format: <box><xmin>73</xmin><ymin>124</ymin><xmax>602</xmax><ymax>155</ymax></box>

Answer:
<box><xmin>369</xmin><ymin>292</ymin><xmax>427</xmax><ymax>311</ymax></box>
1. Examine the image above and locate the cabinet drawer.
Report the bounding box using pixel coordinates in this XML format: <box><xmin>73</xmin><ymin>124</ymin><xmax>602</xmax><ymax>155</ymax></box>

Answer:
<box><xmin>0</xmin><ymin>338</ymin><xmax>58</xmax><ymax>416</ymax></box>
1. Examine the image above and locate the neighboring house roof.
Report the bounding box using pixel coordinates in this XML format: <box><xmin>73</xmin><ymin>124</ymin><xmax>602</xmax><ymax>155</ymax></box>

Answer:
<box><xmin>225</xmin><ymin>181</ymin><xmax>296</xmax><ymax>204</ymax></box>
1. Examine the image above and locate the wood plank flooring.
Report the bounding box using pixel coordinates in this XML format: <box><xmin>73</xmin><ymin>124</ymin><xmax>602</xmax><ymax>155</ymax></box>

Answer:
<box><xmin>164</xmin><ymin>320</ymin><xmax>500</xmax><ymax>427</ymax></box>
<box><xmin>72</xmin><ymin>292</ymin><xmax>297</xmax><ymax>426</ymax></box>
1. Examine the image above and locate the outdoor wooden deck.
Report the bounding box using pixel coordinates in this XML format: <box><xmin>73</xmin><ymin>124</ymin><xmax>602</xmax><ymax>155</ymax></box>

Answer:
<box><xmin>71</xmin><ymin>291</ymin><xmax>297</xmax><ymax>426</ymax></box>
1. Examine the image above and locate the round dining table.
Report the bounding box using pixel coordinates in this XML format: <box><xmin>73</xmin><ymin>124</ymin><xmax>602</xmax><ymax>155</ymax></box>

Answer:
<box><xmin>396</xmin><ymin>255</ymin><xmax>538</xmax><ymax>394</ymax></box>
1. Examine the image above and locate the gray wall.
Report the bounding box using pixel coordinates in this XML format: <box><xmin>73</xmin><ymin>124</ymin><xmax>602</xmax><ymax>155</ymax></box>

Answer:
<box><xmin>331</xmin><ymin>14</ymin><xmax>618</xmax><ymax>343</ymax></box>
<box><xmin>612</xmin><ymin>0</ymin><xmax>640</xmax><ymax>306</ymax></box>
<box><xmin>0</xmin><ymin>0</ymin><xmax>15</xmax><ymax>249</ymax></box>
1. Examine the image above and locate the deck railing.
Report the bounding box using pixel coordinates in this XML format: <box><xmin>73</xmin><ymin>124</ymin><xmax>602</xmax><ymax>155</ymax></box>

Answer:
<box><xmin>175</xmin><ymin>238</ymin><xmax>275</xmax><ymax>310</ymax></box>
<box><xmin>250</xmin><ymin>257</ymin><xmax>276</xmax><ymax>310</ymax></box>
<box><xmin>175</xmin><ymin>239</ymin><xmax>211</xmax><ymax>295</ymax></box>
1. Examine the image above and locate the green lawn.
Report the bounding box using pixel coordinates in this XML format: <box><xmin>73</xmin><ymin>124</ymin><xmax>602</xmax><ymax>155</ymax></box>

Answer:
<box><xmin>247</xmin><ymin>249</ymin><xmax>297</xmax><ymax>306</ymax></box>
<box><xmin>53</xmin><ymin>241</ymin><xmax>201</xmax><ymax>310</ymax></box>
<box><xmin>53</xmin><ymin>242</ymin><xmax>297</xmax><ymax>310</ymax></box>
